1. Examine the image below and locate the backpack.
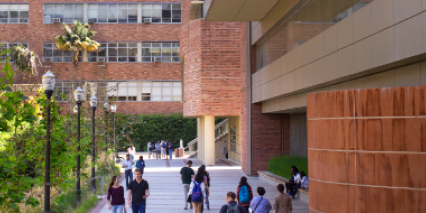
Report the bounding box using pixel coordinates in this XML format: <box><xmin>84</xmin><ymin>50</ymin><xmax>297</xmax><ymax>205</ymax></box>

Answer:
<box><xmin>227</xmin><ymin>203</ymin><xmax>240</xmax><ymax>213</ymax></box>
<box><xmin>191</xmin><ymin>181</ymin><xmax>203</xmax><ymax>202</ymax></box>
<box><xmin>239</xmin><ymin>185</ymin><xmax>250</xmax><ymax>203</ymax></box>
<box><xmin>136</xmin><ymin>160</ymin><xmax>145</xmax><ymax>169</ymax></box>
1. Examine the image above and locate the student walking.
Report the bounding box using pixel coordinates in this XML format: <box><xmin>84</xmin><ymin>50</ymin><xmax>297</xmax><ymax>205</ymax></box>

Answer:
<box><xmin>236</xmin><ymin>176</ymin><xmax>253</xmax><ymax>213</ymax></box>
<box><xmin>127</xmin><ymin>168</ymin><xmax>150</xmax><ymax>213</ymax></box>
<box><xmin>127</xmin><ymin>145</ymin><xmax>136</xmax><ymax>161</ymax></box>
<box><xmin>155</xmin><ymin>141</ymin><xmax>161</xmax><ymax>160</ymax></box>
<box><xmin>273</xmin><ymin>184</ymin><xmax>292</xmax><ymax>213</ymax></box>
<box><xmin>161</xmin><ymin>140</ymin><xmax>167</xmax><ymax>159</ymax></box>
<box><xmin>188</xmin><ymin>167</ymin><xmax>207</xmax><ymax>213</ymax></box>
<box><xmin>200</xmin><ymin>165</ymin><xmax>211</xmax><ymax>210</ymax></box>
<box><xmin>180</xmin><ymin>160</ymin><xmax>195</xmax><ymax>210</ymax></box>
<box><xmin>136</xmin><ymin>156</ymin><xmax>145</xmax><ymax>174</ymax></box>
<box><xmin>219</xmin><ymin>192</ymin><xmax>246</xmax><ymax>213</ymax></box>
<box><xmin>107</xmin><ymin>175</ymin><xmax>126</xmax><ymax>213</ymax></box>
<box><xmin>122</xmin><ymin>154</ymin><xmax>134</xmax><ymax>190</ymax></box>
<box><xmin>168</xmin><ymin>140</ymin><xmax>173</xmax><ymax>159</ymax></box>
<box><xmin>147</xmin><ymin>142</ymin><xmax>153</xmax><ymax>159</ymax></box>
<box><xmin>250</xmin><ymin>187</ymin><xmax>272</xmax><ymax>213</ymax></box>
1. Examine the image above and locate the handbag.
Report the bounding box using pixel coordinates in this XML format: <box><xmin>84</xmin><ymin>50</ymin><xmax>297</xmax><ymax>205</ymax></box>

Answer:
<box><xmin>187</xmin><ymin>194</ymin><xmax>192</xmax><ymax>203</ymax></box>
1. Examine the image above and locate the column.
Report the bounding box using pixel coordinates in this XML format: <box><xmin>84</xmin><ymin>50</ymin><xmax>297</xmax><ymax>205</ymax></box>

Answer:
<box><xmin>137</xmin><ymin>42</ymin><xmax>142</xmax><ymax>62</ymax></box>
<box><xmin>198</xmin><ymin>117</ymin><xmax>204</xmax><ymax>162</ymax></box>
<box><xmin>83</xmin><ymin>50</ymin><xmax>88</xmax><ymax>62</ymax></box>
<box><xmin>83</xmin><ymin>3</ymin><xmax>88</xmax><ymax>23</ymax></box>
<box><xmin>136</xmin><ymin>81</ymin><xmax>142</xmax><ymax>101</ymax></box>
<box><xmin>137</xmin><ymin>3</ymin><xmax>142</xmax><ymax>23</ymax></box>
<box><xmin>203</xmin><ymin>115</ymin><xmax>215</xmax><ymax>166</ymax></box>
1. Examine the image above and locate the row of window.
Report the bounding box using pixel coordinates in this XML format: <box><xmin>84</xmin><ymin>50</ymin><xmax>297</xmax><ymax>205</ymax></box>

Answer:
<box><xmin>0</xmin><ymin>42</ymin><xmax>28</xmax><ymax>62</ymax></box>
<box><xmin>54</xmin><ymin>81</ymin><xmax>182</xmax><ymax>102</ymax></box>
<box><xmin>43</xmin><ymin>3</ymin><xmax>182</xmax><ymax>24</ymax></box>
<box><xmin>43</xmin><ymin>41</ymin><xmax>180</xmax><ymax>63</ymax></box>
<box><xmin>0</xmin><ymin>4</ymin><xmax>29</xmax><ymax>23</ymax></box>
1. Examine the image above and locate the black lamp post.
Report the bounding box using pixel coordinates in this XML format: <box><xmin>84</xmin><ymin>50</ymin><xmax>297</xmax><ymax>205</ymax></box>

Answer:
<box><xmin>73</xmin><ymin>86</ymin><xmax>84</xmax><ymax>204</ymax></box>
<box><xmin>42</xmin><ymin>70</ymin><xmax>56</xmax><ymax>213</ymax></box>
<box><xmin>89</xmin><ymin>95</ymin><xmax>98</xmax><ymax>193</ymax></box>
<box><xmin>104</xmin><ymin>102</ymin><xmax>109</xmax><ymax>156</ymax></box>
<box><xmin>110</xmin><ymin>104</ymin><xmax>117</xmax><ymax>161</ymax></box>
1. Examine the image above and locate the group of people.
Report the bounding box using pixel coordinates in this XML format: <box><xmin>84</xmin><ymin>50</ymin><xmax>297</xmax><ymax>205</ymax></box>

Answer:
<box><xmin>284</xmin><ymin>166</ymin><xmax>309</xmax><ymax>198</ymax></box>
<box><xmin>147</xmin><ymin>140</ymin><xmax>173</xmax><ymax>160</ymax></box>
<box><xmin>180</xmin><ymin>161</ymin><xmax>294</xmax><ymax>213</ymax></box>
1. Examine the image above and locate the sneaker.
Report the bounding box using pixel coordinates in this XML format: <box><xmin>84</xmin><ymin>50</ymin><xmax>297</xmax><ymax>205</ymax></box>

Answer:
<box><xmin>184</xmin><ymin>206</ymin><xmax>188</xmax><ymax>210</ymax></box>
<box><xmin>207</xmin><ymin>206</ymin><xmax>209</xmax><ymax>210</ymax></box>
<box><xmin>190</xmin><ymin>205</ymin><xmax>193</xmax><ymax>209</ymax></box>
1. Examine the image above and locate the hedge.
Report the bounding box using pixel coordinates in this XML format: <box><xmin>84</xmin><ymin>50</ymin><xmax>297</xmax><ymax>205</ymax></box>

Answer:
<box><xmin>267</xmin><ymin>155</ymin><xmax>308</xmax><ymax>179</ymax></box>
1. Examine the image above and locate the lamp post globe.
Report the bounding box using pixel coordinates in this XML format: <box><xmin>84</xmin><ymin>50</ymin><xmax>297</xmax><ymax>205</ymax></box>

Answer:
<box><xmin>42</xmin><ymin>70</ymin><xmax>55</xmax><ymax>213</ymax></box>
<box><xmin>73</xmin><ymin>86</ymin><xmax>84</xmax><ymax>204</ymax></box>
<box><xmin>110</xmin><ymin>104</ymin><xmax>117</xmax><ymax>113</ymax></box>
<box><xmin>89</xmin><ymin>95</ymin><xmax>98</xmax><ymax>193</ymax></box>
<box><xmin>89</xmin><ymin>95</ymin><xmax>98</xmax><ymax>108</ymax></box>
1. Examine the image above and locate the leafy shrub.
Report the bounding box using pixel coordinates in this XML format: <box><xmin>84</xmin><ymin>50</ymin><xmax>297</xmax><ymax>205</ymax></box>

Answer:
<box><xmin>267</xmin><ymin>156</ymin><xmax>308</xmax><ymax>179</ymax></box>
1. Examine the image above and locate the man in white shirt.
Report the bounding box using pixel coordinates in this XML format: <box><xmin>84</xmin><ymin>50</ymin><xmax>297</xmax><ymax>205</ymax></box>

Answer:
<box><xmin>122</xmin><ymin>154</ymin><xmax>134</xmax><ymax>190</ymax></box>
<box><xmin>161</xmin><ymin>140</ymin><xmax>166</xmax><ymax>159</ymax></box>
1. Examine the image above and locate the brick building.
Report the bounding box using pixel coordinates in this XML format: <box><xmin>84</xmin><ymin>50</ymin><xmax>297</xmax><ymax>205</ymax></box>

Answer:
<box><xmin>1</xmin><ymin>0</ymin><xmax>193</xmax><ymax>114</ymax></box>
<box><xmin>183</xmin><ymin>0</ymin><xmax>426</xmax><ymax>212</ymax></box>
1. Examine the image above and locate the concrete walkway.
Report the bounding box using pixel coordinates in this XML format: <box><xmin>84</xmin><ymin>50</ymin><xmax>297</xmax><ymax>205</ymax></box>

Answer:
<box><xmin>92</xmin><ymin>155</ymin><xmax>309</xmax><ymax>213</ymax></box>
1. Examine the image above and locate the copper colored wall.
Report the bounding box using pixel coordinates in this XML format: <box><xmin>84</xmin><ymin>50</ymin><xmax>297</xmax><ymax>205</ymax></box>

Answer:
<box><xmin>307</xmin><ymin>86</ymin><xmax>426</xmax><ymax>213</ymax></box>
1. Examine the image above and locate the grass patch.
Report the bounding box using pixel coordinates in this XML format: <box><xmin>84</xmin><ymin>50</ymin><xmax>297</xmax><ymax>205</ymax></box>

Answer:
<box><xmin>267</xmin><ymin>156</ymin><xmax>308</xmax><ymax>179</ymax></box>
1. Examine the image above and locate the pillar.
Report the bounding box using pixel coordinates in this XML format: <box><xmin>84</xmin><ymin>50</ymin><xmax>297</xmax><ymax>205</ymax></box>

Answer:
<box><xmin>83</xmin><ymin>49</ymin><xmax>88</xmax><ymax>62</ymax></box>
<box><xmin>137</xmin><ymin>3</ymin><xmax>142</xmax><ymax>23</ymax></box>
<box><xmin>203</xmin><ymin>115</ymin><xmax>215</xmax><ymax>166</ymax></box>
<box><xmin>197</xmin><ymin>117</ymin><xmax>203</xmax><ymax>162</ymax></box>
<box><xmin>83</xmin><ymin>3</ymin><xmax>88</xmax><ymax>23</ymax></box>
<box><xmin>137</xmin><ymin>42</ymin><xmax>142</xmax><ymax>62</ymax></box>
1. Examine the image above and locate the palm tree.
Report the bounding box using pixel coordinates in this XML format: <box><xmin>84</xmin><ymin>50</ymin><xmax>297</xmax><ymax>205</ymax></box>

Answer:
<box><xmin>54</xmin><ymin>20</ymin><xmax>100</xmax><ymax>66</ymax></box>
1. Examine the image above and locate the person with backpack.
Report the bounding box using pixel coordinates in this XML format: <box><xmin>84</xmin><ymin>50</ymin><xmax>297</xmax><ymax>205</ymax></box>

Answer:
<box><xmin>135</xmin><ymin>156</ymin><xmax>145</xmax><ymax>174</ymax></box>
<box><xmin>273</xmin><ymin>184</ymin><xmax>292</xmax><ymax>213</ymax></box>
<box><xmin>249</xmin><ymin>187</ymin><xmax>272</xmax><ymax>213</ymax></box>
<box><xmin>181</xmin><ymin>160</ymin><xmax>195</xmax><ymax>210</ymax></box>
<box><xmin>236</xmin><ymin>176</ymin><xmax>253</xmax><ymax>213</ymax></box>
<box><xmin>107</xmin><ymin>175</ymin><xmax>126</xmax><ymax>213</ymax></box>
<box><xmin>161</xmin><ymin>140</ymin><xmax>167</xmax><ymax>159</ymax></box>
<box><xmin>188</xmin><ymin>167</ymin><xmax>207</xmax><ymax>213</ymax></box>
<box><xmin>168</xmin><ymin>141</ymin><xmax>173</xmax><ymax>159</ymax></box>
<box><xmin>219</xmin><ymin>191</ymin><xmax>246</xmax><ymax>213</ymax></box>
<box><xmin>200</xmin><ymin>165</ymin><xmax>210</xmax><ymax>210</ymax></box>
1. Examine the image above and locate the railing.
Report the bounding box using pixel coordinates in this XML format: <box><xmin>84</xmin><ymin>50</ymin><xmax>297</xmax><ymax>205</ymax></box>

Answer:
<box><xmin>184</xmin><ymin>119</ymin><xmax>229</xmax><ymax>153</ymax></box>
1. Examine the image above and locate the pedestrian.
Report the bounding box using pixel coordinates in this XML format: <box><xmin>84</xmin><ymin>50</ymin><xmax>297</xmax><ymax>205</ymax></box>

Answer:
<box><xmin>107</xmin><ymin>175</ymin><xmax>126</xmax><ymax>213</ymax></box>
<box><xmin>219</xmin><ymin>191</ymin><xmax>246</xmax><ymax>213</ymax></box>
<box><xmin>127</xmin><ymin>145</ymin><xmax>136</xmax><ymax>161</ymax></box>
<box><xmin>166</xmin><ymin>141</ymin><xmax>170</xmax><ymax>157</ymax></box>
<box><xmin>121</xmin><ymin>154</ymin><xmax>134</xmax><ymax>190</ymax></box>
<box><xmin>161</xmin><ymin>140</ymin><xmax>167</xmax><ymax>159</ymax></box>
<box><xmin>127</xmin><ymin>168</ymin><xmax>150</xmax><ymax>213</ymax></box>
<box><xmin>200</xmin><ymin>165</ymin><xmax>211</xmax><ymax>210</ymax></box>
<box><xmin>236</xmin><ymin>176</ymin><xmax>253</xmax><ymax>213</ymax></box>
<box><xmin>188</xmin><ymin>167</ymin><xmax>207</xmax><ymax>213</ymax></box>
<box><xmin>273</xmin><ymin>184</ymin><xmax>292</xmax><ymax>213</ymax></box>
<box><xmin>249</xmin><ymin>187</ymin><xmax>272</xmax><ymax>213</ymax></box>
<box><xmin>168</xmin><ymin>140</ymin><xmax>173</xmax><ymax>159</ymax></box>
<box><xmin>300</xmin><ymin>171</ymin><xmax>308</xmax><ymax>190</ymax></box>
<box><xmin>180</xmin><ymin>160</ymin><xmax>195</xmax><ymax>210</ymax></box>
<box><xmin>222</xmin><ymin>146</ymin><xmax>228</xmax><ymax>159</ymax></box>
<box><xmin>147</xmin><ymin>142</ymin><xmax>153</xmax><ymax>159</ymax></box>
<box><xmin>155</xmin><ymin>141</ymin><xmax>161</xmax><ymax>160</ymax></box>
<box><xmin>136</xmin><ymin>156</ymin><xmax>145</xmax><ymax>174</ymax></box>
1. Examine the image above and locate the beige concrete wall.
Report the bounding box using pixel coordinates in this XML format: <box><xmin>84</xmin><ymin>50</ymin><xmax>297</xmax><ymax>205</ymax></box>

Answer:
<box><xmin>214</xmin><ymin>134</ymin><xmax>227</xmax><ymax>159</ymax></box>
<box><xmin>227</xmin><ymin>116</ymin><xmax>241</xmax><ymax>162</ymax></box>
<box><xmin>263</xmin><ymin>60</ymin><xmax>426</xmax><ymax>113</ymax></box>
<box><xmin>253</xmin><ymin>0</ymin><xmax>426</xmax><ymax>105</ymax></box>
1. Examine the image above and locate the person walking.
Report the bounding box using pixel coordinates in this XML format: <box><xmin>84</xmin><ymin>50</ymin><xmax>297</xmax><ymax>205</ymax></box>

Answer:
<box><xmin>188</xmin><ymin>167</ymin><xmax>207</xmax><ymax>213</ymax></box>
<box><xmin>180</xmin><ymin>160</ymin><xmax>195</xmax><ymax>210</ymax></box>
<box><xmin>127</xmin><ymin>168</ymin><xmax>150</xmax><ymax>213</ymax></box>
<box><xmin>273</xmin><ymin>184</ymin><xmax>292</xmax><ymax>213</ymax></box>
<box><xmin>107</xmin><ymin>175</ymin><xmax>126</xmax><ymax>213</ymax></box>
<box><xmin>155</xmin><ymin>141</ymin><xmax>161</xmax><ymax>160</ymax></box>
<box><xmin>219</xmin><ymin>192</ymin><xmax>246</xmax><ymax>213</ymax></box>
<box><xmin>136</xmin><ymin>156</ymin><xmax>145</xmax><ymax>174</ymax></box>
<box><xmin>168</xmin><ymin>140</ymin><xmax>173</xmax><ymax>159</ymax></box>
<box><xmin>200</xmin><ymin>165</ymin><xmax>211</xmax><ymax>210</ymax></box>
<box><xmin>161</xmin><ymin>140</ymin><xmax>167</xmax><ymax>159</ymax></box>
<box><xmin>250</xmin><ymin>187</ymin><xmax>272</xmax><ymax>213</ymax></box>
<box><xmin>147</xmin><ymin>142</ymin><xmax>152</xmax><ymax>159</ymax></box>
<box><xmin>122</xmin><ymin>154</ymin><xmax>134</xmax><ymax>190</ymax></box>
<box><xmin>236</xmin><ymin>176</ymin><xmax>253</xmax><ymax>213</ymax></box>
<box><xmin>127</xmin><ymin>145</ymin><xmax>136</xmax><ymax>161</ymax></box>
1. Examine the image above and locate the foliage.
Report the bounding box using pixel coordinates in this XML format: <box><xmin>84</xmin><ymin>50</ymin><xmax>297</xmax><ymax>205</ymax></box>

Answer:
<box><xmin>11</xmin><ymin>45</ymin><xmax>40</xmax><ymax>75</ymax></box>
<box><xmin>114</xmin><ymin>113</ymin><xmax>197</xmax><ymax>151</ymax></box>
<box><xmin>267</xmin><ymin>155</ymin><xmax>308</xmax><ymax>179</ymax></box>
<box><xmin>54</xmin><ymin>21</ymin><xmax>100</xmax><ymax>65</ymax></box>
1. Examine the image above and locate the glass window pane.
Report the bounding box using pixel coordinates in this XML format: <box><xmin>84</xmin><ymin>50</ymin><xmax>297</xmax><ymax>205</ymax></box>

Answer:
<box><xmin>162</xmin><ymin>57</ymin><xmax>171</xmax><ymax>62</ymax></box>
<box><xmin>172</xmin><ymin>42</ymin><xmax>180</xmax><ymax>47</ymax></box>
<box><xmin>151</xmin><ymin>48</ymin><xmax>161</xmax><ymax>56</ymax></box>
<box><xmin>108</xmin><ymin>48</ymin><xmax>117</xmax><ymax>56</ymax></box>
<box><xmin>129</xmin><ymin>48</ymin><xmax>137</xmax><ymax>57</ymax></box>
<box><xmin>108</xmin><ymin>43</ymin><xmax>117</xmax><ymax>47</ymax></box>
<box><xmin>44</xmin><ymin>4</ymin><xmax>54</xmax><ymax>10</ymax></box>
<box><xmin>172</xmin><ymin>48</ymin><xmax>180</xmax><ymax>56</ymax></box>
<box><xmin>172</xmin><ymin>57</ymin><xmax>181</xmax><ymax>62</ymax></box>
<box><xmin>88</xmin><ymin>9</ymin><xmax>97</xmax><ymax>19</ymax></box>
<box><xmin>162</xmin><ymin>47</ymin><xmax>171</xmax><ymax>56</ymax></box>
<box><xmin>142</xmin><ymin>42</ymin><xmax>151</xmax><ymax>47</ymax></box>
<box><xmin>142</xmin><ymin>4</ymin><xmax>152</xmax><ymax>9</ymax></box>
<box><xmin>173</xmin><ymin>86</ymin><xmax>182</xmax><ymax>95</ymax></box>
<box><xmin>98</xmin><ymin>9</ymin><xmax>107</xmax><ymax>22</ymax></box>
<box><xmin>152</xmin><ymin>42</ymin><xmax>161</xmax><ymax>47</ymax></box>
<box><xmin>153</xmin><ymin>4</ymin><xmax>161</xmax><ymax>9</ymax></box>
<box><xmin>88</xmin><ymin>4</ymin><xmax>97</xmax><ymax>10</ymax></box>
<box><xmin>128</xmin><ymin>42</ymin><xmax>137</xmax><ymax>48</ymax></box>
<box><xmin>142</xmin><ymin>57</ymin><xmax>151</xmax><ymax>62</ymax></box>
<box><xmin>9</xmin><ymin>4</ymin><xmax>20</xmax><ymax>10</ymax></box>
<box><xmin>142</xmin><ymin>48</ymin><xmax>151</xmax><ymax>56</ymax></box>
<box><xmin>152</xmin><ymin>96</ymin><xmax>161</xmax><ymax>101</ymax></box>
<box><xmin>118</xmin><ymin>48</ymin><xmax>127</xmax><ymax>56</ymax></box>
<box><xmin>98</xmin><ymin>48</ymin><xmax>106</xmax><ymax>57</ymax></box>
<box><xmin>108</xmin><ymin>4</ymin><xmax>118</xmax><ymax>23</ymax></box>
<box><xmin>172</xmin><ymin>4</ymin><xmax>181</xmax><ymax>10</ymax></box>
<box><xmin>162</xmin><ymin>10</ymin><xmax>171</xmax><ymax>23</ymax></box>
<box><xmin>162</xmin><ymin>42</ymin><xmax>171</xmax><ymax>47</ymax></box>
<box><xmin>118</xmin><ymin>43</ymin><xmax>127</xmax><ymax>47</ymax></box>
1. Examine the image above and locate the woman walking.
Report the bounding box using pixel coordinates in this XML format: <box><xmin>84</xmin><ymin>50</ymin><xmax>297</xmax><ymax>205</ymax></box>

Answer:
<box><xmin>107</xmin><ymin>175</ymin><xmax>126</xmax><ymax>213</ymax></box>
<box><xmin>236</xmin><ymin>176</ymin><xmax>253</xmax><ymax>213</ymax></box>
<box><xmin>188</xmin><ymin>167</ymin><xmax>207</xmax><ymax>213</ymax></box>
<box><xmin>200</xmin><ymin>165</ymin><xmax>211</xmax><ymax>210</ymax></box>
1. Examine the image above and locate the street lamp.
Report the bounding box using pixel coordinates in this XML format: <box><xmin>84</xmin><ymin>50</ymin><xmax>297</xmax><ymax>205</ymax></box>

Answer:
<box><xmin>103</xmin><ymin>102</ymin><xmax>109</xmax><ymax>157</ymax></box>
<box><xmin>89</xmin><ymin>95</ymin><xmax>98</xmax><ymax>193</ymax></box>
<box><xmin>110</xmin><ymin>104</ymin><xmax>117</xmax><ymax>162</ymax></box>
<box><xmin>42</xmin><ymin>70</ymin><xmax>56</xmax><ymax>213</ymax></box>
<box><xmin>73</xmin><ymin>86</ymin><xmax>84</xmax><ymax>204</ymax></box>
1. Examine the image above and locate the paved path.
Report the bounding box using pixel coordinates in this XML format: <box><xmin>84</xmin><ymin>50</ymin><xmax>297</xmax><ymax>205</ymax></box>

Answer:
<box><xmin>92</xmin><ymin>156</ymin><xmax>309</xmax><ymax>213</ymax></box>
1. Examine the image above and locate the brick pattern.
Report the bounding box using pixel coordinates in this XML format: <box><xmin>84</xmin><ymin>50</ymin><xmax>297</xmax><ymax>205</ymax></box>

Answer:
<box><xmin>0</xmin><ymin>0</ymin><xmax>192</xmax><ymax>114</ymax></box>
<box><xmin>180</xmin><ymin>20</ymin><xmax>245</xmax><ymax>117</ymax></box>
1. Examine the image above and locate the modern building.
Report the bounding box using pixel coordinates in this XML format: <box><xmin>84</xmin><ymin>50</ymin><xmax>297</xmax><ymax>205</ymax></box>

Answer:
<box><xmin>1</xmin><ymin>0</ymin><xmax>192</xmax><ymax>114</ymax></box>
<box><xmin>183</xmin><ymin>0</ymin><xmax>426</xmax><ymax>212</ymax></box>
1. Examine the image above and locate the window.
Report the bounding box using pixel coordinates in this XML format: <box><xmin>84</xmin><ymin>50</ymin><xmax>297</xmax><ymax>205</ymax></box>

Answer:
<box><xmin>142</xmin><ymin>3</ymin><xmax>181</xmax><ymax>23</ymax></box>
<box><xmin>54</xmin><ymin>82</ymin><xmax>83</xmax><ymax>101</ymax></box>
<box><xmin>43</xmin><ymin>42</ymin><xmax>82</xmax><ymax>62</ymax></box>
<box><xmin>0</xmin><ymin>42</ymin><xmax>28</xmax><ymax>62</ymax></box>
<box><xmin>142</xmin><ymin>41</ymin><xmax>180</xmax><ymax>63</ymax></box>
<box><xmin>43</xmin><ymin>3</ymin><xmax>84</xmax><ymax>23</ymax></box>
<box><xmin>88</xmin><ymin>42</ymin><xmax>137</xmax><ymax>62</ymax></box>
<box><xmin>107</xmin><ymin>82</ymin><xmax>137</xmax><ymax>102</ymax></box>
<box><xmin>88</xmin><ymin>3</ymin><xmax>138</xmax><ymax>23</ymax></box>
<box><xmin>230</xmin><ymin>127</ymin><xmax>236</xmax><ymax>152</ymax></box>
<box><xmin>0</xmin><ymin>4</ymin><xmax>28</xmax><ymax>23</ymax></box>
<box><xmin>140</xmin><ymin>81</ymin><xmax>181</xmax><ymax>102</ymax></box>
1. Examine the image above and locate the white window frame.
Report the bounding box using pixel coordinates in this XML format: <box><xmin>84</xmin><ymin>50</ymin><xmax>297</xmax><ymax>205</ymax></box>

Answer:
<box><xmin>0</xmin><ymin>3</ymin><xmax>29</xmax><ymax>24</ymax></box>
<box><xmin>0</xmin><ymin>42</ymin><xmax>28</xmax><ymax>62</ymax></box>
<box><xmin>141</xmin><ymin>3</ymin><xmax>181</xmax><ymax>24</ymax></box>
<box><xmin>140</xmin><ymin>81</ymin><xmax>182</xmax><ymax>102</ymax></box>
<box><xmin>141</xmin><ymin>41</ymin><xmax>180</xmax><ymax>63</ymax></box>
<box><xmin>43</xmin><ymin>42</ymin><xmax>82</xmax><ymax>63</ymax></box>
<box><xmin>43</xmin><ymin>3</ymin><xmax>84</xmax><ymax>24</ymax></box>
<box><xmin>88</xmin><ymin>3</ymin><xmax>138</xmax><ymax>24</ymax></box>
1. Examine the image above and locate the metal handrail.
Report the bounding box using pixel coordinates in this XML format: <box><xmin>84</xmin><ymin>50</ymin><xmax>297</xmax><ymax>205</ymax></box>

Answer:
<box><xmin>183</xmin><ymin>119</ymin><xmax>229</xmax><ymax>150</ymax></box>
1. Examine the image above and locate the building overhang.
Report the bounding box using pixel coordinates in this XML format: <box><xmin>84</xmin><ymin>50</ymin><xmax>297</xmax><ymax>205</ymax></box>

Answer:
<box><xmin>189</xmin><ymin>1</ymin><xmax>204</xmax><ymax>20</ymax></box>
<box><xmin>204</xmin><ymin>0</ymin><xmax>281</xmax><ymax>21</ymax></box>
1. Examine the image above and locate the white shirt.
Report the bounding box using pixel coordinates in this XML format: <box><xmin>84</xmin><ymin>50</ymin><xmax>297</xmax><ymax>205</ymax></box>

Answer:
<box><xmin>122</xmin><ymin>160</ymin><xmax>133</xmax><ymax>170</ymax></box>
<box><xmin>294</xmin><ymin>173</ymin><xmax>301</xmax><ymax>184</ymax></box>
<box><xmin>188</xmin><ymin>181</ymin><xmax>206</xmax><ymax>198</ymax></box>
<box><xmin>128</xmin><ymin>147</ymin><xmax>136</xmax><ymax>155</ymax></box>
<box><xmin>301</xmin><ymin>176</ymin><xmax>308</xmax><ymax>188</ymax></box>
